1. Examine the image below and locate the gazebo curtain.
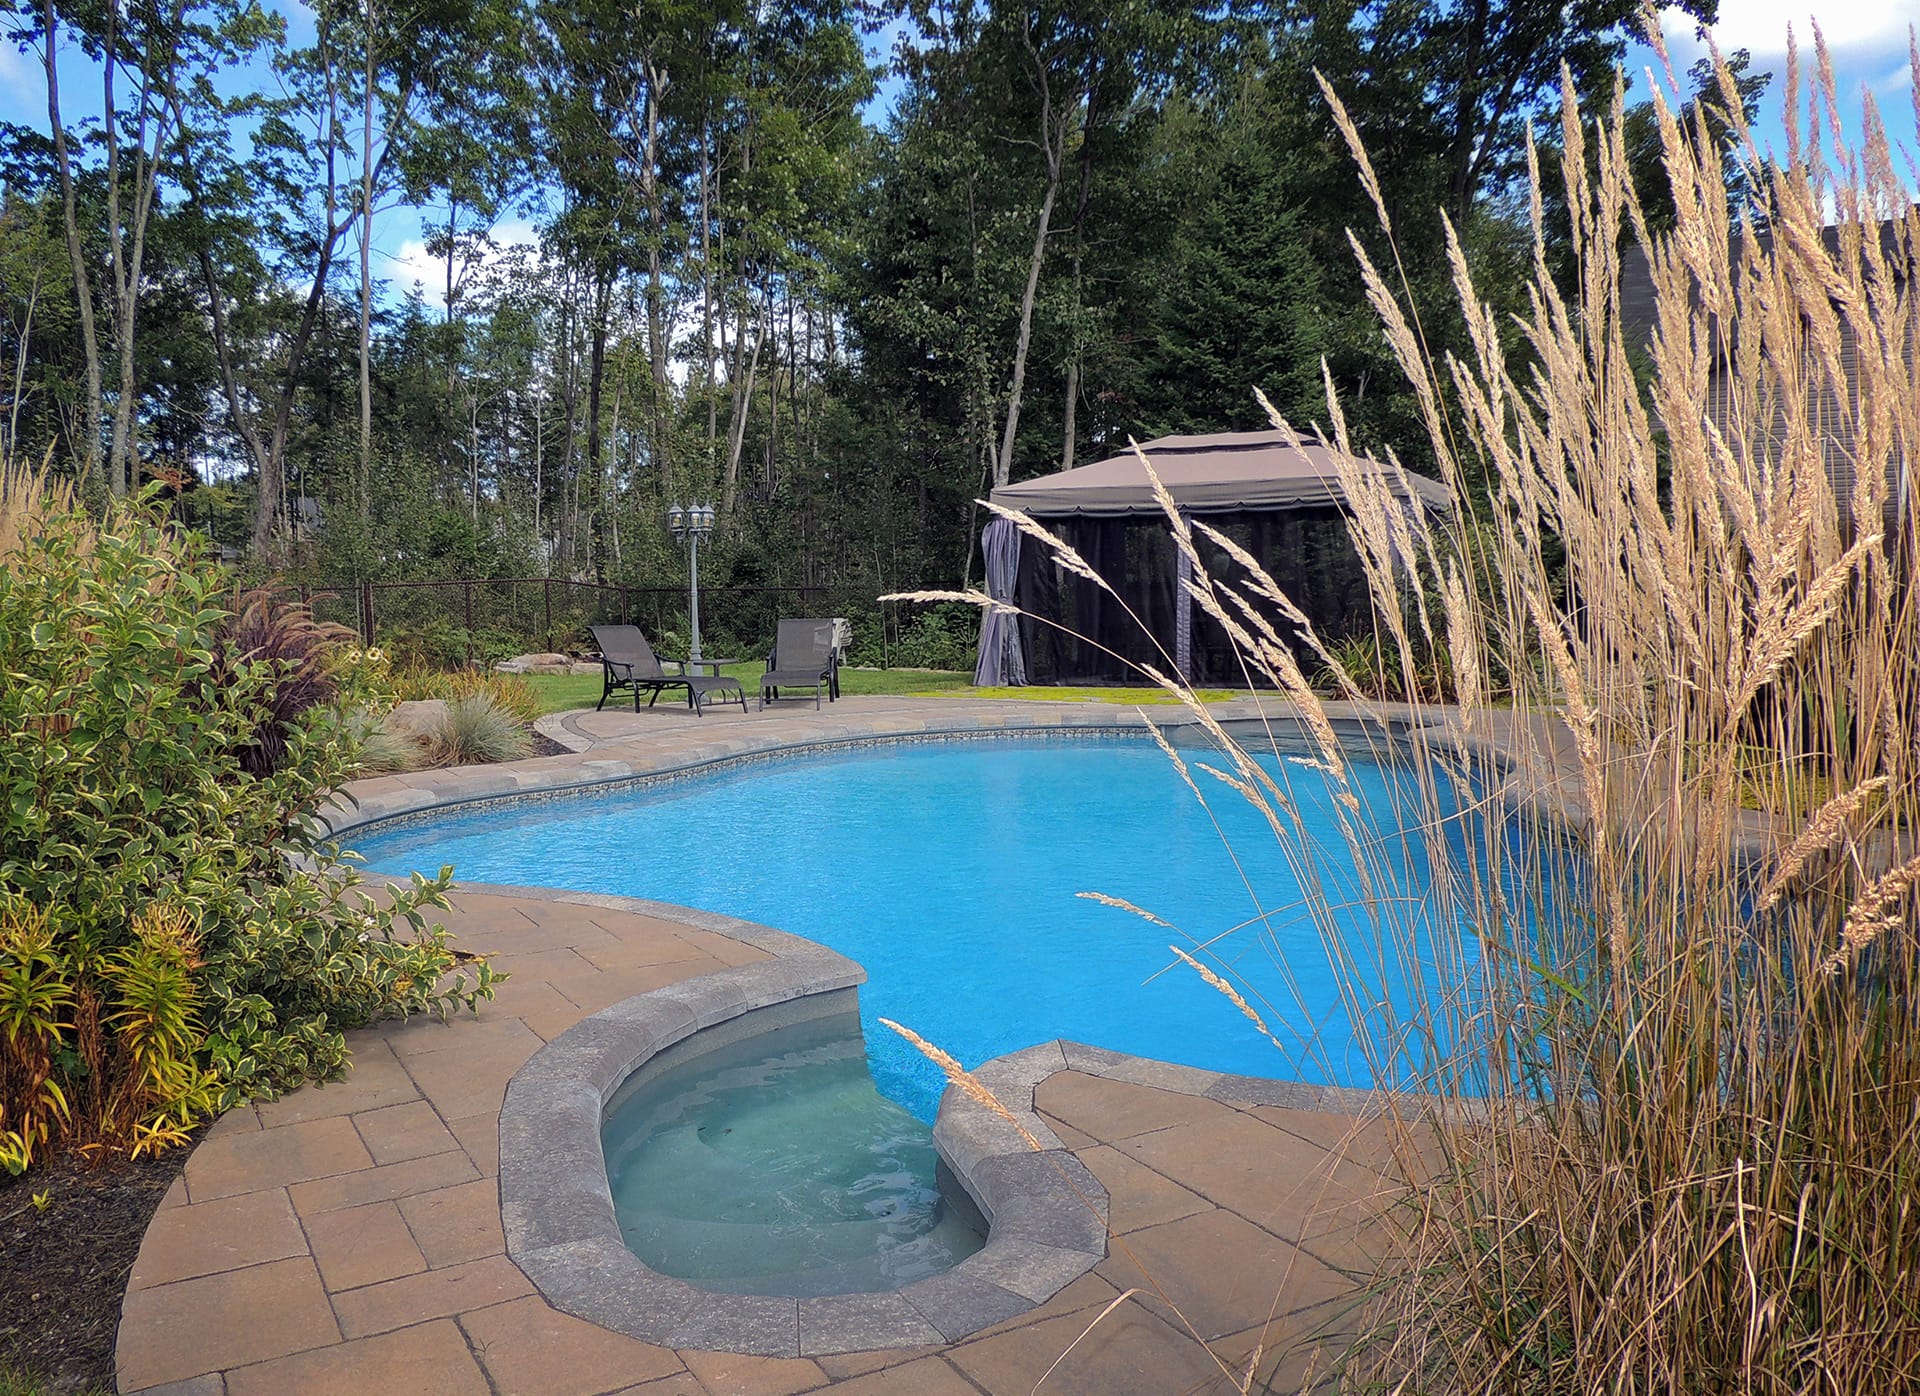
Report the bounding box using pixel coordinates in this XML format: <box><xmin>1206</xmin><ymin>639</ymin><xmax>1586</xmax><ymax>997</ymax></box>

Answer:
<box><xmin>972</xmin><ymin>516</ymin><xmax>1028</xmax><ymax>686</ymax></box>
<box><xmin>1010</xmin><ymin>506</ymin><xmax>1371</xmax><ymax>686</ymax></box>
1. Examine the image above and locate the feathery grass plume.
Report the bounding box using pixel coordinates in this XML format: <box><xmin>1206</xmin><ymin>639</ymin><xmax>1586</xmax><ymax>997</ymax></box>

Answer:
<box><xmin>1074</xmin><ymin>890</ymin><xmax>1174</xmax><ymax>928</ymax></box>
<box><xmin>877</xmin><ymin>1018</ymin><xmax>1046</xmax><ymax>1153</ymax></box>
<box><xmin>0</xmin><ymin>454</ymin><xmax>84</xmax><ymax>574</ymax></box>
<box><xmin>981</xmin><ymin>500</ymin><xmax>1114</xmax><ymax>592</ymax></box>
<box><xmin>1756</xmin><ymin>776</ymin><xmax>1890</xmax><ymax>911</ymax></box>
<box><xmin>214</xmin><ymin>587</ymin><xmax>361</xmax><ymax>777</ymax></box>
<box><xmin>1167</xmin><ymin>946</ymin><xmax>1286</xmax><ymax>1055</ymax></box>
<box><xmin>1826</xmin><ymin>853</ymin><xmax>1920</xmax><ymax>973</ymax></box>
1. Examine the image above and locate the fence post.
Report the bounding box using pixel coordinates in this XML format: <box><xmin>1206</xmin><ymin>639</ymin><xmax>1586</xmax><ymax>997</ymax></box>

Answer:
<box><xmin>464</xmin><ymin>581</ymin><xmax>475</xmax><ymax>668</ymax></box>
<box><xmin>543</xmin><ymin>577</ymin><xmax>553</xmax><ymax>652</ymax></box>
<box><xmin>360</xmin><ymin>580</ymin><xmax>375</xmax><ymax>648</ymax></box>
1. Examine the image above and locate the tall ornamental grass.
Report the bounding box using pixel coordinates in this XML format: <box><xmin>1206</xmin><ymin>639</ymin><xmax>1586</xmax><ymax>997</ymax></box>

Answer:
<box><xmin>1298</xmin><ymin>39</ymin><xmax>1920</xmax><ymax>1389</ymax></box>
<box><xmin>911</xmin><ymin>34</ymin><xmax>1920</xmax><ymax>1392</ymax></box>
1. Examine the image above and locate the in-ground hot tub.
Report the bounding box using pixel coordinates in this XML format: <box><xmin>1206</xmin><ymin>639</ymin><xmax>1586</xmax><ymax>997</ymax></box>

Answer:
<box><xmin>497</xmin><ymin>918</ymin><xmax>1110</xmax><ymax>1358</ymax></box>
<box><xmin>601</xmin><ymin>1005</ymin><xmax>986</xmax><ymax>1296</ymax></box>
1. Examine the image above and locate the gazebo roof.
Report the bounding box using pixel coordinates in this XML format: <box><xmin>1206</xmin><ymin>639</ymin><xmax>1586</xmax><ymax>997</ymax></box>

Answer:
<box><xmin>989</xmin><ymin>429</ymin><xmax>1451</xmax><ymax>517</ymax></box>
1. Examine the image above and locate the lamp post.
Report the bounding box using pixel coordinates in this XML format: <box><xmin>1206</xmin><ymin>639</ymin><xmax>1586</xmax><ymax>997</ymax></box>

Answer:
<box><xmin>666</xmin><ymin>502</ymin><xmax>716</xmax><ymax>664</ymax></box>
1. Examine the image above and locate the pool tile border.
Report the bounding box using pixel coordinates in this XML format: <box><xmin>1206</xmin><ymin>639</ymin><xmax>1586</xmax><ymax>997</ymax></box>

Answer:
<box><xmin>490</xmin><ymin>888</ymin><xmax>1113</xmax><ymax>1357</ymax></box>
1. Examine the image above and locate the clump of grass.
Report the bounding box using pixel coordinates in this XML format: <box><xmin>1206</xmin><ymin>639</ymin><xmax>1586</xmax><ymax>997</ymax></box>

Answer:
<box><xmin>0</xmin><ymin>456</ymin><xmax>83</xmax><ymax>573</ymax></box>
<box><xmin>391</xmin><ymin>663</ymin><xmax>541</xmax><ymax>725</ymax></box>
<box><xmin>340</xmin><ymin>708</ymin><xmax>422</xmax><ymax>774</ymax></box>
<box><xmin>423</xmin><ymin>693</ymin><xmax>533</xmax><ymax>767</ymax></box>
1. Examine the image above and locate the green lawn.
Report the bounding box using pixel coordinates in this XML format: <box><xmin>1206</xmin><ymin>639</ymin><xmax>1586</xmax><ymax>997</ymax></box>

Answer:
<box><xmin>966</xmin><ymin>684</ymin><xmax>1241</xmax><ymax>704</ymax></box>
<box><xmin>520</xmin><ymin>668</ymin><xmax>1250</xmax><ymax>716</ymax></box>
<box><xmin>521</xmin><ymin>665</ymin><xmax>970</xmax><ymax>715</ymax></box>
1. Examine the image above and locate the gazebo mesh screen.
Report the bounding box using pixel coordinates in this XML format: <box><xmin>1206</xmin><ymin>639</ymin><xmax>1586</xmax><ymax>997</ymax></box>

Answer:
<box><xmin>1014</xmin><ymin>507</ymin><xmax>1375</xmax><ymax>686</ymax></box>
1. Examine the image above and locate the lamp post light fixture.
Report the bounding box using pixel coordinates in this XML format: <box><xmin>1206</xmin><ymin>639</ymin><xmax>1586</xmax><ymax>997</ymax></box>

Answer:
<box><xmin>666</xmin><ymin>501</ymin><xmax>717</xmax><ymax>664</ymax></box>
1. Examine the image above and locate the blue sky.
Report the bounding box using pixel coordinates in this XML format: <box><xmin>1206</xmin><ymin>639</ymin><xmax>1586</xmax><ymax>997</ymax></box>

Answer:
<box><xmin>2</xmin><ymin>3</ymin><xmax>1915</xmax><ymax>307</ymax></box>
<box><xmin>1629</xmin><ymin>3</ymin><xmax>1920</xmax><ymax>166</ymax></box>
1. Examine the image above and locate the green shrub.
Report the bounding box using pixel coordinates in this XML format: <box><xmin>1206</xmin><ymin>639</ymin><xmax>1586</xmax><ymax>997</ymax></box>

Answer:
<box><xmin>1315</xmin><ymin>627</ymin><xmax>1457</xmax><ymax>702</ymax></box>
<box><xmin>0</xmin><ymin>498</ymin><xmax>497</xmax><ymax>1172</ymax></box>
<box><xmin>846</xmin><ymin>606</ymin><xmax>975</xmax><ymax>670</ymax></box>
<box><xmin>378</xmin><ymin>620</ymin><xmax>527</xmax><ymax>671</ymax></box>
<box><xmin>424</xmin><ymin>693</ymin><xmax>534</xmax><ymax>767</ymax></box>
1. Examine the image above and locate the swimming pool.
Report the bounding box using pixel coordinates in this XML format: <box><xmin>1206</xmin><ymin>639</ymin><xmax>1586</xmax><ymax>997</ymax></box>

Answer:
<box><xmin>357</xmin><ymin>735</ymin><xmax>1477</xmax><ymax>1119</ymax></box>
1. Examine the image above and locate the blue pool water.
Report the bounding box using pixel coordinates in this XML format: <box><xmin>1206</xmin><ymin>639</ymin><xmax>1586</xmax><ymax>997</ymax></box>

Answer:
<box><xmin>358</xmin><ymin>736</ymin><xmax>1475</xmax><ymax>1119</ymax></box>
<box><xmin>602</xmin><ymin>1010</ymin><xmax>985</xmax><ymax>1295</ymax></box>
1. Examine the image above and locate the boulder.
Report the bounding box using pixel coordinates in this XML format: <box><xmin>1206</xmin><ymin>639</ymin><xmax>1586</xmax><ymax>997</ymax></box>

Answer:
<box><xmin>496</xmin><ymin>652</ymin><xmax>578</xmax><ymax>675</ymax></box>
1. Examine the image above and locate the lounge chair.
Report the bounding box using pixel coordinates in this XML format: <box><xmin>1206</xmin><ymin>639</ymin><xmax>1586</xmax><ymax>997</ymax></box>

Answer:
<box><xmin>760</xmin><ymin>618</ymin><xmax>839</xmax><ymax>709</ymax></box>
<box><xmin>589</xmin><ymin>624</ymin><xmax>747</xmax><ymax>717</ymax></box>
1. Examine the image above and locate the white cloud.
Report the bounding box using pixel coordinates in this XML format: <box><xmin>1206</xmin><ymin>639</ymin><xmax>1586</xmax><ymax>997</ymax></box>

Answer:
<box><xmin>379</xmin><ymin>217</ymin><xmax>540</xmax><ymax>309</ymax></box>
<box><xmin>385</xmin><ymin>239</ymin><xmax>447</xmax><ymax>303</ymax></box>
<box><xmin>0</xmin><ymin>41</ymin><xmax>43</xmax><ymax>102</ymax></box>
<box><xmin>1663</xmin><ymin>2</ymin><xmax>1920</xmax><ymax>59</ymax></box>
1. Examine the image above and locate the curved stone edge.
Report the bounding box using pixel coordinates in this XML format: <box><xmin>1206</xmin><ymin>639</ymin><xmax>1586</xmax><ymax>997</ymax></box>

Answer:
<box><xmin>533</xmin><ymin>711</ymin><xmax>596</xmax><ymax>753</ymax></box>
<box><xmin>491</xmin><ymin>887</ymin><xmax>1113</xmax><ymax>1359</ymax></box>
<box><xmin>309</xmin><ymin>706</ymin><xmax>1429</xmax><ymax>847</ymax></box>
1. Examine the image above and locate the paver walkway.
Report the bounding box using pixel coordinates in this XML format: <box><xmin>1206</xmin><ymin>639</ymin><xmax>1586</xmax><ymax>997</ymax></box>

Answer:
<box><xmin>119</xmin><ymin>699</ymin><xmax>1409</xmax><ymax>1395</ymax></box>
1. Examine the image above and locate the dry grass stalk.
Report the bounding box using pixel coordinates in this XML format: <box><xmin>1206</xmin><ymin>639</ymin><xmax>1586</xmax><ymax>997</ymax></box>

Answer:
<box><xmin>1030</xmin><ymin>1288</ymin><xmax>1144</xmax><ymax>1393</ymax></box>
<box><xmin>877</xmin><ymin>1017</ymin><xmax>1048</xmax><ymax>1153</ymax></box>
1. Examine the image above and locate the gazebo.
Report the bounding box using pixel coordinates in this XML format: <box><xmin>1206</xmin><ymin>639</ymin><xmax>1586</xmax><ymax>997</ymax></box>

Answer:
<box><xmin>974</xmin><ymin>429</ymin><xmax>1450</xmax><ymax>686</ymax></box>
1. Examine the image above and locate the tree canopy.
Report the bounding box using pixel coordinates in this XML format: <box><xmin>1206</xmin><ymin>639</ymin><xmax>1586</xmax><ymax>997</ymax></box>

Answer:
<box><xmin>0</xmin><ymin>0</ymin><xmax>1745</xmax><ymax>604</ymax></box>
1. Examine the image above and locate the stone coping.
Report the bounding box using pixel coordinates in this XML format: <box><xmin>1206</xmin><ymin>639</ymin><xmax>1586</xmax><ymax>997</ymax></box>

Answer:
<box><xmin>489</xmin><ymin>885</ymin><xmax>1114</xmax><ymax>1357</ymax></box>
<box><xmin>318</xmin><ymin>703</ymin><xmax>1438</xmax><ymax>848</ymax></box>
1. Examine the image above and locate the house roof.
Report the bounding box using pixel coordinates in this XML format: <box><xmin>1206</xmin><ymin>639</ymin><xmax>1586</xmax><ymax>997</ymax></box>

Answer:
<box><xmin>988</xmin><ymin>430</ymin><xmax>1452</xmax><ymax>517</ymax></box>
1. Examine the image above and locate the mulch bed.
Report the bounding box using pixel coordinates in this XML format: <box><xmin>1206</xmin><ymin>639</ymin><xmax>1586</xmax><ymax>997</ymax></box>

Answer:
<box><xmin>0</xmin><ymin>1138</ymin><xmax>197</xmax><ymax>1394</ymax></box>
<box><xmin>527</xmin><ymin>730</ymin><xmax>570</xmax><ymax>758</ymax></box>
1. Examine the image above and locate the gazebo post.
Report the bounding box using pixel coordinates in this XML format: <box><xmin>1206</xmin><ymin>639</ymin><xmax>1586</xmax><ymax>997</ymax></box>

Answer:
<box><xmin>1175</xmin><ymin>515</ymin><xmax>1194</xmax><ymax>685</ymax></box>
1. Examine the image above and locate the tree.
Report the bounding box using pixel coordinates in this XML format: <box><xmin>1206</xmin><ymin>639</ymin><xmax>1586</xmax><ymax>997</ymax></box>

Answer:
<box><xmin>7</xmin><ymin>0</ymin><xmax>274</xmax><ymax>494</ymax></box>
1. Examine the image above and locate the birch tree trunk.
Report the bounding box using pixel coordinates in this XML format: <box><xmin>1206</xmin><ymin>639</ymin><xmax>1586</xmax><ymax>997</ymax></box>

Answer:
<box><xmin>249</xmin><ymin>22</ymin><xmax>355</xmax><ymax>557</ymax></box>
<box><xmin>701</xmin><ymin>115</ymin><xmax>717</xmax><ymax>471</ymax></box>
<box><xmin>993</xmin><ymin>26</ymin><xmax>1071</xmax><ymax>490</ymax></box>
<box><xmin>40</xmin><ymin>0</ymin><xmax>106</xmax><ymax>496</ymax></box>
<box><xmin>358</xmin><ymin>0</ymin><xmax>377</xmax><ymax>521</ymax></box>
<box><xmin>641</xmin><ymin>60</ymin><xmax>672</xmax><ymax>491</ymax></box>
<box><xmin>1060</xmin><ymin>85</ymin><xmax>1100</xmax><ymax>471</ymax></box>
<box><xmin>993</xmin><ymin>171</ymin><xmax>1058</xmax><ymax>489</ymax></box>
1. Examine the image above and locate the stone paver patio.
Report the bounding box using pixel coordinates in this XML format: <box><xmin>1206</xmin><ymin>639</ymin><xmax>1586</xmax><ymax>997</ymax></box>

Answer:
<box><xmin>118</xmin><ymin>698</ymin><xmax>1410</xmax><ymax>1395</ymax></box>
